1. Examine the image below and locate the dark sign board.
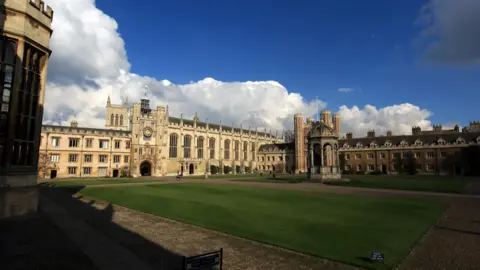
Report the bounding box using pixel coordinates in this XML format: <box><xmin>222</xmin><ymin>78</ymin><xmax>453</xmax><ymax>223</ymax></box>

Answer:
<box><xmin>370</xmin><ymin>252</ymin><xmax>384</xmax><ymax>262</ymax></box>
<box><xmin>182</xmin><ymin>248</ymin><xmax>223</xmax><ymax>270</ymax></box>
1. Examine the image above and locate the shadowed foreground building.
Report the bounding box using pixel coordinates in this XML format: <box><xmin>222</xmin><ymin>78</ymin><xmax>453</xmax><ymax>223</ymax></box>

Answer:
<box><xmin>0</xmin><ymin>0</ymin><xmax>53</xmax><ymax>218</ymax></box>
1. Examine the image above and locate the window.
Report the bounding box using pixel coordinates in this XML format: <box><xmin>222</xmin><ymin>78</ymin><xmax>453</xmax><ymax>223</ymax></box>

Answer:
<box><xmin>120</xmin><ymin>115</ymin><xmax>124</xmax><ymax>126</ymax></box>
<box><xmin>98</xmin><ymin>167</ymin><xmax>107</xmax><ymax>177</ymax></box>
<box><xmin>113</xmin><ymin>155</ymin><xmax>120</xmax><ymax>163</ymax></box>
<box><xmin>85</xmin><ymin>138</ymin><xmax>93</xmax><ymax>148</ymax></box>
<box><xmin>368</xmin><ymin>164</ymin><xmax>375</xmax><ymax>171</ymax></box>
<box><xmin>115</xmin><ymin>114</ymin><xmax>119</xmax><ymax>126</ymax></box>
<box><xmin>51</xmin><ymin>137</ymin><xmax>60</xmax><ymax>147</ymax></box>
<box><xmin>267</xmin><ymin>156</ymin><xmax>270</xmax><ymax>162</ymax></box>
<box><xmin>426</xmin><ymin>164</ymin><xmax>435</xmax><ymax>171</ymax></box>
<box><xmin>426</xmin><ymin>152</ymin><xmax>434</xmax><ymax>158</ymax></box>
<box><xmin>115</xmin><ymin>140</ymin><xmax>121</xmax><ymax>149</ymax></box>
<box><xmin>355</xmin><ymin>154</ymin><xmax>361</xmax><ymax>160</ymax></box>
<box><xmin>83</xmin><ymin>167</ymin><xmax>91</xmax><ymax>175</ymax></box>
<box><xmin>345</xmin><ymin>154</ymin><xmax>350</xmax><ymax>160</ymax></box>
<box><xmin>279</xmin><ymin>156</ymin><xmax>283</xmax><ymax>161</ymax></box>
<box><xmin>126</xmin><ymin>141</ymin><xmax>130</xmax><ymax>149</ymax></box>
<box><xmin>345</xmin><ymin>165</ymin><xmax>351</xmax><ymax>171</ymax></box>
<box><xmin>99</xmin><ymin>155</ymin><xmax>108</xmax><ymax>163</ymax></box>
<box><xmin>402</xmin><ymin>152</ymin><xmax>409</xmax><ymax>158</ymax></box>
<box><xmin>124</xmin><ymin>155</ymin><xmax>129</xmax><ymax>163</ymax></box>
<box><xmin>272</xmin><ymin>156</ymin><xmax>275</xmax><ymax>162</ymax></box>
<box><xmin>99</xmin><ymin>140</ymin><xmax>109</xmax><ymax>149</ymax></box>
<box><xmin>243</xmin><ymin>141</ymin><xmax>248</xmax><ymax>160</ymax></box>
<box><xmin>209</xmin><ymin>138</ymin><xmax>215</xmax><ymax>159</ymax></box>
<box><xmin>393</xmin><ymin>153</ymin><xmax>400</xmax><ymax>158</ymax></box>
<box><xmin>184</xmin><ymin>135</ymin><xmax>192</xmax><ymax>158</ymax></box>
<box><xmin>50</xmin><ymin>154</ymin><xmax>59</xmax><ymax>163</ymax></box>
<box><xmin>357</xmin><ymin>165</ymin><xmax>362</xmax><ymax>171</ymax></box>
<box><xmin>197</xmin><ymin>137</ymin><xmax>204</xmax><ymax>159</ymax></box>
<box><xmin>234</xmin><ymin>141</ymin><xmax>239</xmax><ymax>161</ymax></box>
<box><xmin>84</xmin><ymin>154</ymin><xmax>92</xmax><ymax>162</ymax></box>
<box><xmin>413</xmin><ymin>152</ymin><xmax>419</xmax><ymax>158</ymax></box>
<box><xmin>110</xmin><ymin>114</ymin><xmax>114</xmax><ymax>126</ymax></box>
<box><xmin>68</xmin><ymin>154</ymin><xmax>78</xmax><ymax>162</ymax></box>
<box><xmin>251</xmin><ymin>142</ymin><xmax>255</xmax><ymax>160</ymax></box>
<box><xmin>68</xmin><ymin>167</ymin><xmax>77</xmax><ymax>175</ymax></box>
<box><xmin>139</xmin><ymin>147</ymin><xmax>143</xmax><ymax>155</ymax></box>
<box><xmin>224</xmin><ymin>139</ymin><xmax>230</xmax><ymax>160</ymax></box>
<box><xmin>416</xmin><ymin>164</ymin><xmax>422</xmax><ymax>170</ymax></box>
<box><xmin>169</xmin><ymin>134</ymin><xmax>178</xmax><ymax>158</ymax></box>
<box><xmin>69</xmin><ymin>138</ymin><xmax>80</xmax><ymax>147</ymax></box>
<box><xmin>262</xmin><ymin>156</ymin><xmax>265</xmax><ymax>162</ymax></box>
<box><xmin>441</xmin><ymin>152</ymin><xmax>447</xmax><ymax>158</ymax></box>
<box><xmin>367</xmin><ymin>153</ymin><xmax>374</xmax><ymax>159</ymax></box>
<box><xmin>380</xmin><ymin>153</ymin><xmax>385</xmax><ymax>159</ymax></box>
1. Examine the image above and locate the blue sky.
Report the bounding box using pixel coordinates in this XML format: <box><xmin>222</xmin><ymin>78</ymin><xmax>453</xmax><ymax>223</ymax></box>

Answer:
<box><xmin>47</xmin><ymin>0</ymin><xmax>479</xmax><ymax>130</ymax></box>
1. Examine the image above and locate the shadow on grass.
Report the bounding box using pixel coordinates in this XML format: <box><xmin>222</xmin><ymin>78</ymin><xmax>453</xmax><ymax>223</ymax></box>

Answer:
<box><xmin>28</xmin><ymin>183</ymin><xmax>203</xmax><ymax>269</ymax></box>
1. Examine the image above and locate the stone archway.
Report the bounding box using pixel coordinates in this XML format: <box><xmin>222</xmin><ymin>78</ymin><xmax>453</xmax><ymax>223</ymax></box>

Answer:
<box><xmin>189</xmin><ymin>163</ymin><xmax>194</xmax><ymax>175</ymax></box>
<box><xmin>140</xmin><ymin>161</ymin><xmax>152</xmax><ymax>176</ymax></box>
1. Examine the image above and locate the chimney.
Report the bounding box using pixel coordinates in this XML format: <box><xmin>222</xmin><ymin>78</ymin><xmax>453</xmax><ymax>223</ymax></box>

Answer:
<box><xmin>387</xmin><ymin>130</ymin><xmax>392</xmax><ymax>136</ymax></box>
<box><xmin>70</xmin><ymin>120</ymin><xmax>78</xmax><ymax>128</ymax></box>
<box><xmin>454</xmin><ymin>125</ymin><xmax>460</xmax><ymax>132</ymax></box>
<box><xmin>321</xmin><ymin>110</ymin><xmax>332</xmax><ymax>127</ymax></box>
<box><xmin>332</xmin><ymin>114</ymin><xmax>341</xmax><ymax>136</ymax></box>
<box><xmin>412</xmin><ymin>126</ymin><xmax>421</xmax><ymax>135</ymax></box>
<box><xmin>433</xmin><ymin>124</ymin><xmax>442</xmax><ymax>132</ymax></box>
<box><xmin>367</xmin><ymin>130</ymin><xmax>375</xmax><ymax>137</ymax></box>
<box><xmin>346</xmin><ymin>132</ymin><xmax>353</xmax><ymax>139</ymax></box>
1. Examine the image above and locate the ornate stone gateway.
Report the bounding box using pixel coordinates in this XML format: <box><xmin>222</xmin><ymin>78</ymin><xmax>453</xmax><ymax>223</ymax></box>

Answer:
<box><xmin>307</xmin><ymin>121</ymin><xmax>341</xmax><ymax>181</ymax></box>
<box><xmin>178</xmin><ymin>158</ymin><xmax>202</xmax><ymax>175</ymax></box>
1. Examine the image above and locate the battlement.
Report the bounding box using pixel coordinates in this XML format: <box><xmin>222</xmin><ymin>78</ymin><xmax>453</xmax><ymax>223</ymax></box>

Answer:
<box><xmin>470</xmin><ymin>121</ymin><xmax>480</xmax><ymax>126</ymax></box>
<box><xmin>29</xmin><ymin>0</ymin><xmax>54</xmax><ymax>19</ymax></box>
<box><xmin>321</xmin><ymin>109</ymin><xmax>331</xmax><ymax>114</ymax></box>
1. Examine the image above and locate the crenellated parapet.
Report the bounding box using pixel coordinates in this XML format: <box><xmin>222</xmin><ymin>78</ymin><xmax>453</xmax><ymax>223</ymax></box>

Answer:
<box><xmin>42</xmin><ymin>124</ymin><xmax>131</xmax><ymax>138</ymax></box>
<box><xmin>28</xmin><ymin>0</ymin><xmax>54</xmax><ymax>19</ymax></box>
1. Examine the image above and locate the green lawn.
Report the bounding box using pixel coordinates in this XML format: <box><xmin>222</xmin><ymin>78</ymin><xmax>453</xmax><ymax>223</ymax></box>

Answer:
<box><xmin>45</xmin><ymin>178</ymin><xmax>164</xmax><ymax>187</ymax></box>
<box><xmin>183</xmin><ymin>173</ymin><xmax>262</xmax><ymax>179</ymax></box>
<box><xmin>79</xmin><ymin>183</ymin><xmax>445</xmax><ymax>269</ymax></box>
<box><xmin>327</xmin><ymin>174</ymin><xmax>469</xmax><ymax>193</ymax></box>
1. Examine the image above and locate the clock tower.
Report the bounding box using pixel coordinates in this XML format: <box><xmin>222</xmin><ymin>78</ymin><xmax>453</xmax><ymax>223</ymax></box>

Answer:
<box><xmin>129</xmin><ymin>87</ymin><xmax>168</xmax><ymax>177</ymax></box>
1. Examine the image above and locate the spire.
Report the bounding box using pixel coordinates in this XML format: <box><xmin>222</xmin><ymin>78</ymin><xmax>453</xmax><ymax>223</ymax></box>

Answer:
<box><xmin>316</xmin><ymin>96</ymin><xmax>319</xmax><ymax>121</ymax></box>
<box><xmin>107</xmin><ymin>95</ymin><xmax>111</xmax><ymax>106</ymax></box>
<box><xmin>125</xmin><ymin>96</ymin><xmax>129</xmax><ymax>106</ymax></box>
<box><xmin>143</xmin><ymin>85</ymin><xmax>149</xmax><ymax>99</ymax></box>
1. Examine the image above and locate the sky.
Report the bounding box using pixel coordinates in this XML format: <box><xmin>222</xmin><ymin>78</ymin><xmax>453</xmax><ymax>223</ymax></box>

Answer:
<box><xmin>43</xmin><ymin>0</ymin><xmax>480</xmax><ymax>137</ymax></box>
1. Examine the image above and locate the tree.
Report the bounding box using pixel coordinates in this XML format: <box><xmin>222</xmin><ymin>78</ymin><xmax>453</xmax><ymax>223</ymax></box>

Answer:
<box><xmin>404</xmin><ymin>152</ymin><xmax>417</xmax><ymax>175</ymax></box>
<box><xmin>38</xmin><ymin>152</ymin><xmax>52</xmax><ymax>178</ymax></box>
<box><xmin>224</xmin><ymin>166</ymin><xmax>232</xmax><ymax>174</ymax></box>
<box><xmin>120</xmin><ymin>166</ymin><xmax>130</xmax><ymax>177</ymax></box>
<box><xmin>210</xmin><ymin>165</ymin><xmax>219</xmax><ymax>174</ymax></box>
<box><xmin>236</xmin><ymin>165</ymin><xmax>241</xmax><ymax>173</ymax></box>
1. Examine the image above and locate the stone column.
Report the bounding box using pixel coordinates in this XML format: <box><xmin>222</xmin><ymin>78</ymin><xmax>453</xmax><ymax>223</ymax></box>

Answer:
<box><xmin>320</xmin><ymin>144</ymin><xmax>324</xmax><ymax>167</ymax></box>
<box><xmin>309</xmin><ymin>143</ymin><xmax>314</xmax><ymax>174</ymax></box>
<box><xmin>282</xmin><ymin>153</ymin><xmax>286</xmax><ymax>173</ymax></box>
<box><xmin>336</xmin><ymin>149</ymin><xmax>340</xmax><ymax>168</ymax></box>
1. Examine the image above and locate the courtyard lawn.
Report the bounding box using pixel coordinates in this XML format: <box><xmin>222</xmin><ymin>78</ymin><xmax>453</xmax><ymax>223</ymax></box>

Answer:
<box><xmin>327</xmin><ymin>174</ymin><xmax>470</xmax><ymax>194</ymax></box>
<box><xmin>183</xmin><ymin>173</ymin><xmax>263</xmax><ymax>179</ymax></box>
<box><xmin>79</xmin><ymin>183</ymin><xmax>446</xmax><ymax>269</ymax></box>
<box><xmin>231</xmin><ymin>174</ymin><xmax>306</xmax><ymax>183</ymax></box>
<box><xmin>45</xmin><ymin>178</ymin><xmax>164</xmax><ymax>187</ymax></box>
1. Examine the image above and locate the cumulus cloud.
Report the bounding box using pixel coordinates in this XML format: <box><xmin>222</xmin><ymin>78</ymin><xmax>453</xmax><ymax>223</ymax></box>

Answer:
<box><xmin>43</xmin><ymin>0</ymin><xmax>438</xmax><ymax>137</ymax></box>
<box><xmin>337</xmin><ymin>88</ymin><xmax>354</xmax><ymax>93</ymax></box>
<box><xmin>416</xmin><ymin>0</ymin><xmax>480</xmax><ymax>66</ymax></box>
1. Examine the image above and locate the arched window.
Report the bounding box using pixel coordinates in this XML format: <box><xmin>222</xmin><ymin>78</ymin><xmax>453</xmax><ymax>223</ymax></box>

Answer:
<box><xmin>184</xmin><ymin>135</ymin><xmax>192</xmax><ymax>158</ymax></box>
<box><xmin>209</xmin><ymin>138</ymin><xmax>215</xmax><ymax>159</ymax></box>
<box><xmin>243</xmin><ymin>141</ymin><xmax>248</xmax><ymax>160</ymax></box>
<box><xmin>115</xmin><ymin>114</ymin><xmax>119</xmax><ymax>126</ymax></box>
<box><xmin>224</xmin><ymin>139</ymin><xmax>230</xmax><ymax>160</ymax></box>
<box><xmin>251</xmin><ymin>142</ymin><xmax>255</xmax><ymax>160</ymax></box>
<box><xmin>197</xmin><ymin>137</ymin><xmax>204</xmax><ymax>159</ymax></box>
<box><xmin>120</xmin><ymin>115</ymin><xmax>124</xmax><ymax>126</ymax></box>
<box><xmin>110</xmin><ymin>114</ymin><xmax>114</xmax><ymax>126</ymax></box>
<box><xmin>234</xmin><ymin>141</ymin><xmax>239</xmax><ymax>160</ymax></box>
<box><xmin>169</xmin><ymin>134</ymin><xmax>178</xmax><ymax>158</ymax></box>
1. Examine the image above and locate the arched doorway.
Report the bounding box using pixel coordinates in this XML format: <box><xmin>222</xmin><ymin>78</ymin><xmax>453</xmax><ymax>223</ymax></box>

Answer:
<box><xmin>189</xmin><ymin>163</ymin><xmax>194</xmax><ymax>174</ymax></box>
<box><xmin>140</xmin><ymin>161</ymin><xmax>152</xmax><ymax>176</ymax></box>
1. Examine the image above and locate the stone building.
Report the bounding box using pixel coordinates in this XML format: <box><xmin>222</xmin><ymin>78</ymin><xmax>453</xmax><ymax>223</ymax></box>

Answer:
<box><xmin>337</xmin><ymin>123</ymin><xmax>480</xmax><ymax>175</ymax></box>
<box><xmin>39</xmin><ymin>94</ymin><xmax>282</xmax><ymax>178</ymax></box>
<box><xmin>0</xmin><ymin>0</ymin><xmax>53</xmax><ymax>217</ymax></box>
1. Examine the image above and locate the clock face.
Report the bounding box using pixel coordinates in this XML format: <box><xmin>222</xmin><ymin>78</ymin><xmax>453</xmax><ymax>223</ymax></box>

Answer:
<box><xmin>143</xmin><ymin>127</ymin><xmax>153</xmax><ymax>138</ymax></box>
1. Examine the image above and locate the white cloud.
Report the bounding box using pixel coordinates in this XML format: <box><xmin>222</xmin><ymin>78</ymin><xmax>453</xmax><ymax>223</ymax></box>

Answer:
<box><xmin>337</xmin><ymin>87</ymin><xmax>354</xmax><ymax>93</ymax></box>
<box><xmin>43</xmin><ymin>0</ymin><xmax>439</xmax><ymax>138</ymax></box>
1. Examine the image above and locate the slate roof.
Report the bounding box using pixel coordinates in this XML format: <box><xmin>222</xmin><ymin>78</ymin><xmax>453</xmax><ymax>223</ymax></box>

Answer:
<box><xmin>258</xmin><ymin>143</ymin><xmax>294</xmax><ymax>152</ymax></box>
<box><xmin>338</xmin><ymin>131</ymin><xmax>480</xmax><ymax>148</ymax></box>
<box><xmin>168</xmin><ymin>116</ymin><xmax>274</xmax><ymax>137</ymax></box>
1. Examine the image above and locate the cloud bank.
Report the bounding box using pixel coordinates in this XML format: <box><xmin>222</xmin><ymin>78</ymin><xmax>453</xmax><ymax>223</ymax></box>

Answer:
<box><xmin>43</xmin><ymin>0</ymin><xmax>439</xmax><ymax>137</ymax></box>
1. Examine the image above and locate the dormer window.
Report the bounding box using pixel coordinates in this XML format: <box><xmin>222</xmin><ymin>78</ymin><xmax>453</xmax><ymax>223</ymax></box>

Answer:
<box><xmin>437</xmin><ymin>138</ymin><xmax>446</xmax><ymax>145</ymax></box>
<box><xmin>384</xmin><ymin>141</ymin><xmax>392</xmax><ymax>147</ymax></box>
<box><xmin>356</xmin><ymin>142</ymin><xmax>363</xmax><ymax>148</ymax></box>
<box><xmin>477</xmin><ymin>137</ymin><xmax>480</xmax><ymax>143</ymax></box>
<box><xmin>399</xmin><ymin>140</ymin><xmax>408</xmax><ymax>147</ymax></box>
<box><xmin>342</xmin><ymin>143</ymin><xmax>350</xmax><ymax>148</ymax></box>
<box><xmin>370</xmin><ymin>142</ymin><xmax>377</xmax><ymax>148</ymax></box>
<box><xmin>414</xmin><ymin>139</ymin><xmax>423</xmax><ymax>146</ymax></box>
<box><xmin>456</xmin><ymin>137</ymin><xmax>466</xmax><ymax>144</ymax></box>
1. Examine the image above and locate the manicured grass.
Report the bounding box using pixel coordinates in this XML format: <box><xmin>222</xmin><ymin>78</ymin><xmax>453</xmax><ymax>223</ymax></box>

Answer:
<box><xmin>327</xmin><ymin>174</ymin><xmax>470</xmax><ymax>194</ymax></box>
<box><xmin>183</xmin><ymin>173</ymin><xmax>263</xmax><ymax>179</ymax></box>
<box><xmin>231</xmin><ymin>178</ymin><xmax>301</xmax><ymax>183</ymax></box>
<box><xmin>46</xmin><ymin>178</ymin><xmax>164</xmax><ymax>187</ymax></box>
<box><xmin>80</xmin><ymin>183</ymin><xmax>445</xmax><ymax>269</ymax></box>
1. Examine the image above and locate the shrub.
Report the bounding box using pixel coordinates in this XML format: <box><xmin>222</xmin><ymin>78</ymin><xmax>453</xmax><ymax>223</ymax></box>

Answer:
<box><xmin>369</xmin><ymin>170</ymin><xmax>383</xmax><ymax>175</ymax></box>
<box><xmin>210</xmin><ymin>165</ymin><xmax>218</xmax><ymax>175</ymax></box>
<box><xmin>224</xmin><ymin>166</ymin><xmax>232</xmax><ymax>174</ymax></box>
